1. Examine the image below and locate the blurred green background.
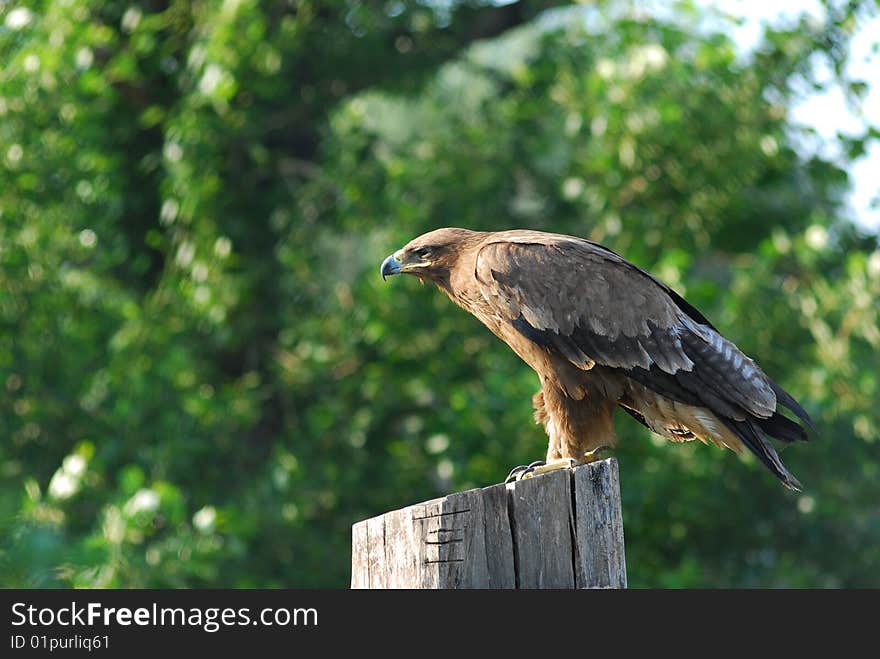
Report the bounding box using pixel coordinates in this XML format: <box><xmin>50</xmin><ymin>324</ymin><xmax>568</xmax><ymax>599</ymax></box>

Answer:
<box><xmin>1</xmin><ymin>0</ymin><xmax>878</xmax><ymax>588</ymax></box>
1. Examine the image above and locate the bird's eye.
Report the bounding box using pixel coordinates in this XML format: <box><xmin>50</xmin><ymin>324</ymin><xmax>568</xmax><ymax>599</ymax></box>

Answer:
<box><xmin>413</xmin><ymin>247</ymin><xmax>432</xmax><ymax>258</ymax></box>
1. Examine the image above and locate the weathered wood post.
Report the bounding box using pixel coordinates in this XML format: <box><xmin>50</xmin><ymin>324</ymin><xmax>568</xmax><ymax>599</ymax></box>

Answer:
<box><xmin>351</xmin><ymin>457</ymin><xmax>626</xmax><ymax>589</ymax></box>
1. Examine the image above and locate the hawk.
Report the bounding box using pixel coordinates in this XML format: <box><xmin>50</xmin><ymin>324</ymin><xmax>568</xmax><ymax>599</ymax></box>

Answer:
<box><xmin>381</xmin><ymin>228</ymin><xmax>813</xmax><ymax>490</ymax></box>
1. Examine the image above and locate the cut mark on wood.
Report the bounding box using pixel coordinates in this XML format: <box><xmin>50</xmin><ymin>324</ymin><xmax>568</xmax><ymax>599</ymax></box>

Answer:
<box><xmin>411</xmin><ymin>508</ymin><xmax>471</xmax><ymax>520</ymax></box>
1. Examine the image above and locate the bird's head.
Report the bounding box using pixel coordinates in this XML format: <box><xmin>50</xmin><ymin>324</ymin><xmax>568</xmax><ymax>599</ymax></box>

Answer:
<box><xmin>380</xmin><ymin>228</ymin><xmax>480</xmax><ymax>284</ymax></box>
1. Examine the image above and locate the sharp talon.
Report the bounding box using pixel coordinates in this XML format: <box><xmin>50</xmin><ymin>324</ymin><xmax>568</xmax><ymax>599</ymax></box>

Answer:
<box><xmin>505</xmin><ymin>465</ymin><xmax>529</xmax><ymax>483</ymax></box>
<box><xmin>505</xmin><ymin>460</ymin><xmax>548</xmax><ymax>483</ymax></box>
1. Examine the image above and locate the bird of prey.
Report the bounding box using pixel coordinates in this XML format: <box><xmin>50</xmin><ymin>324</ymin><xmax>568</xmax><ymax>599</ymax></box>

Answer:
<box><xmin>381</xmin><ymin>228</ymin><xmax>814</xmax><ymax>490</ymax></box>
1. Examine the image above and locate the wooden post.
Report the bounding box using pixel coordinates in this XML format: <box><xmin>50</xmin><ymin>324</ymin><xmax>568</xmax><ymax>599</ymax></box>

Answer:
<box><xmin>350</xmin><ymin>457</ymin><xmax>626</xmax><ymax>589</ymax></box>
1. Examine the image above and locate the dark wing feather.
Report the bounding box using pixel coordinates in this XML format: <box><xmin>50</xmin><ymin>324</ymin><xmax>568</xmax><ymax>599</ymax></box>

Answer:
<box><xmin>574</xmin><ymin>238</ymin><xmax>720</xmax><ymax>331</ymax></box>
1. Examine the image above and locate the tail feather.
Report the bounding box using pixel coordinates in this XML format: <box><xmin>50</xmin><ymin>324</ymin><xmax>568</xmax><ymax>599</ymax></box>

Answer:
<box><xmin>757</xmin><ymin>411</ymin><xmax>809</xmax><ymax>444</ymax></box>
<box><xmin>771</xmin><ymin>381</ymin><xmax>816</xmax><ymax>433</ymax></box>
<box><xmin>720</xmin><ymin>417</ymin><xmax>803</xmax><ymax>491</ymax></box>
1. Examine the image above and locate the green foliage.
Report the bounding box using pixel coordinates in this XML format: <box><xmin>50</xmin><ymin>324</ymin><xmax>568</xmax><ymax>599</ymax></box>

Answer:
<box><xmin>1</xmin><ymin>0</ymin><xmax>877</xmax><ymax>588</ymax></box>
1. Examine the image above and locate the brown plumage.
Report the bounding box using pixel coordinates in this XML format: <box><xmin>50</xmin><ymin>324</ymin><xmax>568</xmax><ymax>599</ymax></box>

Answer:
<box><xmin>380</xmin><ymin>228</ymin><xmax>814</xmax><ymax>490</ymax></box>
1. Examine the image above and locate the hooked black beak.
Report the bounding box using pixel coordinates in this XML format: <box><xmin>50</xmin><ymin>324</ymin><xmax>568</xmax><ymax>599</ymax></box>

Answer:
<box><xmin>381</xmin><ymin>253</ymin><xmax>402</xmax><ymax>280</ymax></box>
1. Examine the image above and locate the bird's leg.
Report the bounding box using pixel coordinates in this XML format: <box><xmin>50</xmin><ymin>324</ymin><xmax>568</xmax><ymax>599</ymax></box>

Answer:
<box><xmin>509</xmin><ymin>384</ymin><xmax>615</xmax><ymax>482</ymax></box>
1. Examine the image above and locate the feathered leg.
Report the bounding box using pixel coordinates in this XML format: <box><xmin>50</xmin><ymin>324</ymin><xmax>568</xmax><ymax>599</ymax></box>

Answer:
<box><xmin>507</xmin><ymin>384</ymin><xmax>616</xmax><ymax>482</ymax></box>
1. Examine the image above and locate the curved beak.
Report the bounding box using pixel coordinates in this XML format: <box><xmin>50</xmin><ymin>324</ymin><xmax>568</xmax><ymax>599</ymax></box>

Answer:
<box><xmin>381</xmin><ymin>253</ymin><xmax>402</xmax><ymax>280</ymax></box>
